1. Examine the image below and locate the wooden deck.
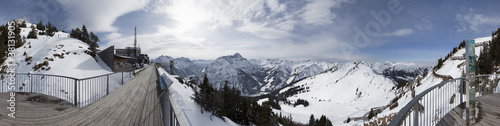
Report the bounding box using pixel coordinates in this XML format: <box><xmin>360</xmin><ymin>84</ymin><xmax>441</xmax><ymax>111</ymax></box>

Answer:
<box><xmin>0</xmin><ymin>66</ymin><xmax>162</xmax><ymax>125</ymax></box>
<box><xmin>437</xmin><ymin>93</ymin><xmax>500</xmax><ymax>126</ymax></box>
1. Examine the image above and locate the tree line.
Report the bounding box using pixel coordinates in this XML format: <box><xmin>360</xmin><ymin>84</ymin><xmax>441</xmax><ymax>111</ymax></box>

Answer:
<box><xmin>69</xmin><ymin>25</ymin><xmax>99</xmax><ymax>59</ymax></box>
<box><xmin>477</xmin><ymin>28</ymin><xmax>500</xmax><ymax>74</ymax></box>
<box><xmin>193</xmin><ymin>74</ymin><xmax>295</xmax><ymax>125</ymax></box>
<box><xmin>0</xmin><ymin>20</ymin><xmax>24</xmax><ymax>65</ymax></box>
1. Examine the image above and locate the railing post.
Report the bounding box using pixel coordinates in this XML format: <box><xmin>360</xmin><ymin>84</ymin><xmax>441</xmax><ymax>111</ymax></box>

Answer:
<box><xmin>414</xmin><ymin>103</ymin><xmax>418</xmax><ymax>126</ymax></box>
<box><xmin>122</xmin><ymin>72</ymin><xmax>124</xmax><ymax>85</ymax></box>
<box><xmin>107</xmin><ymin>75</ymin><xmax>109</xmax><ymax>95</ymax></box>
<box><xmin>30</xmin><ymin>74</ymin><xmax>33</xmax><ymax>93</ymax></box>
<box><xmin>74</xmin><ymin>79</ymin><xmax>78</xmax><ymax>107</ymax></box>
<box><xmin>460</xmin><ymin>78</ymin><xmax>463</xmax><ymax>103</ymax></box>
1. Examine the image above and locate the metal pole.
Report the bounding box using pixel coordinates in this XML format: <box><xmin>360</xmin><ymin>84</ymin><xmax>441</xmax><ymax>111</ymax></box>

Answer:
<box><xmin>414</xmin><ymin>103</ymin><xmax>418</xmax><ymax>126</ymax></box>
<box><xmin>122</xmin><ymin>72</ymin><xmax>124</xmax><ymax>85</ymax></box>
<box><xmin>74</xmin><ymin>79</ymin><xmax>78</xmax><ymax>107</ymax></box>
<box><xmin>107</xmin><ymin>75</ymin><xmax>109</xmax><ymax>95</ymax></box>
<box><xmin>30</xmin><ymin>74</ymin><xmax>32</xmax><ymax>93</ymax></box>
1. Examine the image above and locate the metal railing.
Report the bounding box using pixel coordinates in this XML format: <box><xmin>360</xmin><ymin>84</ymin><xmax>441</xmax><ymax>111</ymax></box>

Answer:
<box><xmin>0</xmin><ymin>70</ymin><xmax>139</xmax><ymax>107</ymax></box>
<box><xmin>156</xmin><ymin>65</ymin><xmax>188</xmax><ymax>126</ymax></box>
<box><xmin>389</xmin><ymin>74</ymin><xmax>500</xmax><ymax>126</ymax></box>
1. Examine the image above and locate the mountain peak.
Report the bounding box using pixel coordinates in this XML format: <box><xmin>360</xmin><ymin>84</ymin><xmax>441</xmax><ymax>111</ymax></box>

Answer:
<box><xmin>233</xmin><ymin>53</ymin><xmax>242</xmax><ymax>58</ymax></box>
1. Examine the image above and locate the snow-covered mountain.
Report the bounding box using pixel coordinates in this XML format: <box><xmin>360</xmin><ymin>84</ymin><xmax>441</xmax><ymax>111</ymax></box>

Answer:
<box><xmin>200</xmin><ymin>53</ymin><xmax>266</xmax><ymax>95</ymax></box>
<box><xmin>153</xmin><ymin>53</ymin><xmax>430</xmax><ymax>96</ymax></box>
<box><xmin>369</xmin><ymin>36</ymin><xmax>497</xmax><ymax>125</ymax></box>
<box><xmin>273</xmin><ymin>61</ymin><xmax>397</xmax><ymax>124</ymax></box>
<box><xmin>371</xmin><ymin>62</ymin><xmax>431</xmax><ymax>84</ymax></box>
<box><xmin>0</xmin><ymin>19</ymin><xmax>111</xmax><ymax>78</ymax></box>
<box><xmin>259</xmin><ymin>59</ymin><xmax>338</xmax><ymax>92</ymax></box>
<box><xmin>152</xmin><ymin>55</ymin><xmax>205</xmax><ymax>79</ymax></box>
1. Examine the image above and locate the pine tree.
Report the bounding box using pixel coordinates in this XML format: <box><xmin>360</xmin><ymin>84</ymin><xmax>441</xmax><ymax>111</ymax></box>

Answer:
<box><xmin>46</xmin><ymin>21</ymin><xmax>54</xmax><ymax>36</ymax></box>
<box><xmin>0</xmin><ymin>24</ymin><xmax>7</xmax><ymax>63</ymax></box>
<box><xmin>477</xmin><ymin>43</ymin><xmax>493</xmax><ymax>74</ymax></box>
<box><xmin>308</xmin><ymin>114</ymin><xmax>315</xmax><ymax>126</ymax></box>
<box><xmin>222</xmin><ymin>81</ymin><xmax>230</xmax><ymax>117</ymax></box>
<box><xmin>435</xmin><ymin>58</ymin><xmax>444</xmax><ymax>70</ymax></box>
<box><xmin>27</xmin><ymin>25</ymin><xmax>37</xmax><ymax>39</ymax></box>
<box><xmin>36</xmin><ymin>21</ymin><xmax>44</xmax><ymax>31</ymax></box>
<box><xmin>19</xmin><ymin>20</ymin><xmax>27</xmax><ymax>28</ymax></box>
<box><xmin>81</xmin><ymin>25</ymin><xmax>89</xmax><ymax>44</ymax></box>
<box><xmin>88</xmin><ymin>31</ymin><xmax>99</xmax><ymax>58</ymax></box>
<box><xmin>73</xmin><ymin>28</ymin><xmax>82</xmax><ymax>39</ymax></box>
<box><xmin>13</xmin><ymin>23</ymin><xmax>22</xmax><ymax>48</ymax></box>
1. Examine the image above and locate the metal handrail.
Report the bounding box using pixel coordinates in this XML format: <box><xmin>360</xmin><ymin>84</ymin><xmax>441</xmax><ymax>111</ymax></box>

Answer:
<box><xmin>389</xmin><ymin>74</ymin><xmax>500</xmax><ymax>126</ymax></box>
<box><xmin>388</xmin><ymin>78</ymin><xmax>462</xmax><ymax>126</ymax></box>
<box><xmin>0</xmin><ymin>69</ymin><xmax>142</xmax><ymax>107</ymax></box>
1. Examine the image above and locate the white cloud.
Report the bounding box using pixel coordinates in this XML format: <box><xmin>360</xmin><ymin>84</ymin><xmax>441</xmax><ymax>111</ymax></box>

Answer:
<box><xmin>90</xmin><ymin>0</ymin><xmax>357</xmax><ymax>61</ymax></box>
<box><xmin>105</xmin><ymin>32</ymin><xmax>123</xmax><ymax>41</ymax></box>
<box><xmin>300</xmin><ymin>0</ymin><xmax>347</xmax><ymax>26</ymax></box>
<box><xmin>57</xmin><ymin>0</ymin><xmax>150</xmax><ymax>32</ymax></box>
<box><xmin>144</xmin><ymin>0</ymin><xmax>300</xmax><ymax>39</ymax></box>
<box><xmin>266</xmin><ymin>0</ymin><xmax>287</xmax><ymax>13</ymax></box>
<box><xmin>379</xmin><ymin>28</ymin><xmax>413</xmax><ymax>37</ymax></box>
<box><xmin>236</xmin><ymin>22</ymin><xmax>288</xmax><ymax>39</ymax></box>
<box><xmin>456</xmin><ymin>12</ymin><xmax>500</xmax><ymax>32</ymax></box>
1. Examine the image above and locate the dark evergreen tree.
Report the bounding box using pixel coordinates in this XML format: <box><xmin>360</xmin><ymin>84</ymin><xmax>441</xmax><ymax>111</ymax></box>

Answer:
<box><xmin>434</xmin><ymin>58</ymin><xmax>443</xmax><ymax>70</ymax></box>
<box><xmin>477</xmin><ymin>43</ymin><xmax>493</xmax><ymax>74</ymax></box>
<box><xmin>19</xmin><ymin>20</ymin><xmax>27</xmax><ymax>28</ymax></box>
<box><xmin>81</xmin><ymin>25</ymin><xmax>89</xmax><ymax>44</ymax></box>
<box><xmin>46</xmin><ymin>21</ymin><xmax>55</xmax><ymax>36</ymax></box>
<box><xmin>87</xmin><ymin>31</ymin><xmax>99</xmax><ymax>58</ymax></box>
<box><xmin>36</xmin><ymin>21</ymin><xmax>44</xmax><ymax>31</ymax></box>
<box><xmin>27</xmin><ymin>25</ymin><xmax>37</xmax><ymax>39</ymax></box>
<box><xmin>0</xmin><ymin>24</ymin><xmax>7</xmax><ymax>63</ymax></box>
<box><xmin>316</xmin><ymin>115</ymin><xmax>333</xmax><ymax>126</ymax></box>
<box><xmin>256</xmin><ymin>103</ymin><xmax>273</xmax><ymax>125</ymax></box>
<box><xmin>13</xmin><ymin>22</ymin><xmax>22</xmax><ymax>48</ymax></box>
<box><xmin>308</xmin><ymin>114</ymin><xmax>315</xmax><ymax>126</ymax></box>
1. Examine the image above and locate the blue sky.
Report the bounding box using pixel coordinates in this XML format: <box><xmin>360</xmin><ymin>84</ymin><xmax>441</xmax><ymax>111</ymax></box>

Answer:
<box><xmin>1</xmin><ymin>0</ymin><xmax>500</xmax><ymax>63</ymax></box>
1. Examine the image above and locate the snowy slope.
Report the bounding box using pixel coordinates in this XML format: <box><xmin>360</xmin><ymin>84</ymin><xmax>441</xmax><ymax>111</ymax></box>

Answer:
<box><xmin>374</xmin><ymin>36</ymin><xmax>492</xmax><ymax>125</ymax></box>
<box><xmin>259</xmin><ymin>59</ymin><xmax>337</xmax><ymax>92</ymax></box>
<box><xmin>371</xmin><ymin>62</ymin><xmax>431</xmax><ymax>84</ymax></box>
<box><xmin>157</xmin><ymin>67</ymin><xmax>238</xmax><ymax>126</ymax></box>
<box><xmin>275</xmin><ymin>61</ymin><xmax>396</xmax><ymax>125</ymax></box>
<box><xmin>1</xmin><ymin>21</ymin><xmax>111</xmax><ymax>78</ymax></box>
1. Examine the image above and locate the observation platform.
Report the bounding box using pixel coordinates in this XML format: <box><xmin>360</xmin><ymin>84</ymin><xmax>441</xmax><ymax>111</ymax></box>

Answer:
<box><xmin>0</xmin><ymin>66</ymin><xmax>162</xmax><ymax>125</ymax></box>
<box><xmin>438</xmin><ymin>93</ymin><xmax>500</xmax><ymax>126</ymax></box>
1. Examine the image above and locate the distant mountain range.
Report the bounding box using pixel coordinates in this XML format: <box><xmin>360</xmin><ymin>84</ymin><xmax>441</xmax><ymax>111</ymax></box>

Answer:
<box><xmin>151</xmin><ymin>53</ymin><xmax>431</xmax><ymax>95</ymax></box>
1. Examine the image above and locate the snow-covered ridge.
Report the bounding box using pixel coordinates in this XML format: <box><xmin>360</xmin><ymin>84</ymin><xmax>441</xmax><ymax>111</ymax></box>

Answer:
<box><xmin>152</xmin><ymin>53</ymin><xmax>429</xmax><ymax>96</ymax></box>
<box><xmin>0</xmin><ymin>20</ymin><xmax>111</xmax><ymax>78</ymax></box>
<box><xmin>372</xmin><ymin>36</ymin><xmax>495</xmax><ymax>125</ymax></box>
<box><xmin>274</xmin><ymin>61</ymin><xmax>396</xmax><ymax>124</ymax></box>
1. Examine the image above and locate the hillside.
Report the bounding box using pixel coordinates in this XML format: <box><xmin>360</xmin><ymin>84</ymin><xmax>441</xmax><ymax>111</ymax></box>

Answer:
<box><xmin>272</xmin><ymin>61</ymin><xmax>397</xmax><ymax>124</ymax></box>
<box><xmin>0</xmin><ymin>20</ymin><xmax>111</xmax><ymax>78</ymax></box>
<box><xmin>372</xmin><ymin>36</ymin><xmax>495</xmax><ymax>125</ymax></box>
<box><xmin>152</xmin><ymin>53</ymin><xmax>429</xmax><ymax>96</ymax></box>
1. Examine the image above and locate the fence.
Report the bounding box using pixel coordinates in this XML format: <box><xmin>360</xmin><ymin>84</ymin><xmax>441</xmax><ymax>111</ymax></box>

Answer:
<box><xmin>156</xmin><ymin>66</ymin><xmax>189</xmax><ymax>126</ymax></box>
<box><xmin>0</xmin><ymin>70</ymin><xmax>138</xmax><ymax>107</ymax></box>
<box><xmin>389</xmin><ymin>74</ymin><xmax>500</xmax><ymax>126</ymax></box>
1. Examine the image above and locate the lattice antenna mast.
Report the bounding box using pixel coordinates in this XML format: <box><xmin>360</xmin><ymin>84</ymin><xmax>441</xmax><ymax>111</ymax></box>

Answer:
<box><xmin>134</xmin><ymin>27</ymin><xmax>137</xmax><ymax>49</ymax></box>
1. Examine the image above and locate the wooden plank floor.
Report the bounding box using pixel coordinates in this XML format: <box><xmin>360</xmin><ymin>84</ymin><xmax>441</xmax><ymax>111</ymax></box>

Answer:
<box><xmin>438</xmin><ymin>93</ymin><xmax>500</xmax><ymax>126</ymax></box>
<box><xmin>0</xmin><ymin>66</ymin><xmax>162</xmax><ymax>125</ymax></box>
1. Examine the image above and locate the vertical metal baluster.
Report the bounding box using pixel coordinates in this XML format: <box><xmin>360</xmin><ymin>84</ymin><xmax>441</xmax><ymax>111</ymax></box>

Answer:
<box><xmin>107</xmin><ymin>75</ymin><xmax>109</xmax><ymax>95</ymax></box>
